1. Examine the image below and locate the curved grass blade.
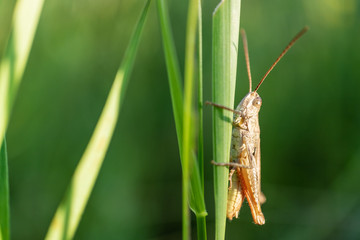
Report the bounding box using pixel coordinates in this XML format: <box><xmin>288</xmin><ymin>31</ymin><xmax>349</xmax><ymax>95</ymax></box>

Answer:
<box><xmin>0</xmin><ymin>138</ymin><xmax>9</xmax><ymax>240</ymax></box>
<box><xmin>156</xmin><ymin>0</ymin><xmax>183</xmax><ymax>145</ymax></box>
<box><xmin>45</xmin><ymin>1</ymin><xmax>152</xmax><ymax>239</ymax></box>
<box><xmin>0</xmin><ymin>0</ymin><xmax>45</xmax><ymax>149</ymax></box>
<box><xmin>212</xmin><ymin>0</ymin><xmax>241</xmax><ymax>239</ymax></box>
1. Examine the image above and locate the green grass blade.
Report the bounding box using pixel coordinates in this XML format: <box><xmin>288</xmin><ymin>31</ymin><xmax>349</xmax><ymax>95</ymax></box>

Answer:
<box><xmin>196</xmin><ymin>215</ymin><xmax>207</xmax><ymax>240</ymax></box>
<box><xmin>0</xmin><ymin>0</ymin><xmax>45</xmax><ymax>148</ymax></box>
<box><xmin>189</xmin><ymin>153</ymin><xmax>207</xmax><ymax>239</ymax></box>
<box><xmin>212</xmin><ymin>0</ymin><xmax>241</xmax><ymax>239</ymax></box>
<box><xmin>182</xmin><ymin>0</ymin><xmax>199</xmax><ymax>238</ymax></box>
<box><xmin>0</xmin><ymin>138</ymin><xmax>9</xmax><ymax>240</ymax></box>
<box><xmin>157</xmin><ymin>1</ymin><xmax>207</xmax><ymax>239</ymax></box>
<box><xmin>45</xmin><ymin>1</ymin><xmax>152</xmax><ymax>239</ymax></box>
<box><xmin>196</xmin><ymin>1</ymin><xmax>207</xmax><ymax>239</ymax></box>
<box><xmin>156</xmin><ymin>0</ymin><xmax>184</xmax><ymax>147</ymax></box>
<box><xmin>197</xmin><ymin>0</ymin><xmax>204</xmax><ymax>191</ymax></box>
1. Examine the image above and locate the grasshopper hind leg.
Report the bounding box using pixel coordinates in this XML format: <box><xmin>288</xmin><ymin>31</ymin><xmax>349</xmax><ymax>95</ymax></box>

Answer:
<box><xmin>227</xmin><ymin>170</ymin><xmax>245</xmax><ymax>220</ymax></box>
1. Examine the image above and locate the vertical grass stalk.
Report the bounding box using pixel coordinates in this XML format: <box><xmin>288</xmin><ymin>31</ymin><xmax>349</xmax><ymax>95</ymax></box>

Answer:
<box><xmin>196</xmin><ymin>1</ymin><xmax>207</xmax><ymax>239</ymax></box>
<box><xmin>197</xmin><ymin>0</ymin><xmax>204</xmax><ymax>193</ymax></box>
<box><xmin>212</xmin><ymin>0</ymin><xmax>241</xmax><ymax>239</ymax></box>
<box><xmin>0</xmin><ymin>138</ymin><xmax>9</xmax><ymax>240</ymax></box>
<box><xmin>157</xmin><ymin>0</ymin><xmax>207</xmax><ymax>239</ymax></box>
<box><xmin>182</xmin><ymin>0</ymin><xmax>199</xmax><ymax>238</ymax></box>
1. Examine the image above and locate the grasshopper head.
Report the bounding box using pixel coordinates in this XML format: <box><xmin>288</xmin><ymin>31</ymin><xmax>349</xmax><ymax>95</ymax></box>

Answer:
<box><xmin>236</xmin><ymin>92</ymin><xmax>262</xmax><ymax>117</ymax></box>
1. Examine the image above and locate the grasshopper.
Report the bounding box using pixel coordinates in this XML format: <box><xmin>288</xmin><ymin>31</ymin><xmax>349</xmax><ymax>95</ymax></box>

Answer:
<box><xmin>208</xmin><ymin>27</ymin><xmax>308</xmax><ymax>225</ymax></box>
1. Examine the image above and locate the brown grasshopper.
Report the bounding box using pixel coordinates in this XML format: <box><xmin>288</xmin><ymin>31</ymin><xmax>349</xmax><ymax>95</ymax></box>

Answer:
<box><xmin>208</xmin><ymin>27</ymin><xmax>308</xmax><ymax>225</ymax></box>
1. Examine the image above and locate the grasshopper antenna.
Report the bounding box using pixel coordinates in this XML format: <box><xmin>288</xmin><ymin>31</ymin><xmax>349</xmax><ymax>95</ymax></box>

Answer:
<box><xmin>254</xmin><ymin>26</ymin><xmax>309</xmax><ymax>92</ymax></box>
<box><xmin>241</xmin><ymin>29</ymin><xmax>253</xmax><ymax>92</ymax></box>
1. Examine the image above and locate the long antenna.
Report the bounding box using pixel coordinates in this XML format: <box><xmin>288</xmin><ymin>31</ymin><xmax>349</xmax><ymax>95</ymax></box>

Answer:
<box><xmin>241</xmin><ymin>29</ymin><xmax>252</xmax><ymax>92</ymax></box>
<box><xmin>254</xmin><ymin>26</ymin><xmax>309</xmax><ymax>92</ymax></box>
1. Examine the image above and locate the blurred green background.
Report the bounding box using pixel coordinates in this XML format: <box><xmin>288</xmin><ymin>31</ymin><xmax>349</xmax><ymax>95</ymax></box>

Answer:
<box><xmin>5</xmin><ymin>0</ymin><xmax>360</xmax><ymax>239</ymax></box>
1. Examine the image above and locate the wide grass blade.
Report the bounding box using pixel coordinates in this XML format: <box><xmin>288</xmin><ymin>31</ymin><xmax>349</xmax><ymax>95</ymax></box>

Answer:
<box><xmin>0</xmin><ymin>138</ymin><xmax>9</xmax><ymax>240</ymax></box>
<box><xmin>212</xmin><ymin>0</ymin><xmax>241</xmax><ymax>239</ymax></box>
<box><xmin>0</xmin><ymin>0</ymin><xmax>45</xmax><ymax>149</ymax></box>
<box><xmin>157</xmin><ymin>0</ymin><xmax>207</xmax><ymax>239</ymax></box>
<box><xmin>45</xmin><ymin>1</ymin><xmax>152</xmax><ymax>239</ymax></box>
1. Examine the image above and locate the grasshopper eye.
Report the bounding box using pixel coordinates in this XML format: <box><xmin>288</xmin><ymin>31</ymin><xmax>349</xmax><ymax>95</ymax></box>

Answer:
<box><xmin>252</xmin><ymin>97</ymin><xmax>262</xmax><ymax>107</ymax></box>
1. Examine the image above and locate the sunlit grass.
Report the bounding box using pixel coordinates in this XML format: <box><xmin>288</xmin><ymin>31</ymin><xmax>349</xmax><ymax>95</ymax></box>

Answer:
<box><xmin>0</xmin><ymin>1</ymin><xmax>45</xmax><ymax>240</ymax></box>
<box><xmin>45</xmin><ymin>1</ymin><xmax>152</xmax><ymax>239</ymax></box>
<box><xmin>0</xmin><ymin>0</ymin><xmax>45</xmax><ymax>148</ymax></box>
